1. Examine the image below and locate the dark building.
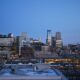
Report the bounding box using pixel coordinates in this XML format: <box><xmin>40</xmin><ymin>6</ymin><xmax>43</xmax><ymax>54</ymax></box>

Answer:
<box><xmin>31</xmin><ymin>42</ymin><xmax>44</xmax><ymax>51</ymax></box>
<box><xmin>0</xmin><ymin>33</ymin><xmax>13</xmax><ymax>38</ymax></box>
<box><xmin>21</xmin><ymin>45</ymin><xmax>34</xmax><ymax>59</ymax></box>
<box><xmin>15</xmin><ymin>36</ymin><xmax>19</xmax><ymax>53</ymax></box>
<box><xmin>0</xmin><ymin>34</ymin><xmax>2</xmax><ymax>38</ymax></box>
<box><xmin>8</xmin><ymin>33</ymin><xmax>13</xmax><ymax>38</ymax></box>
<box><xmin>51</xmin><ymin>37</ymin><xmax>56</xmax><ymax>47</ymax></box>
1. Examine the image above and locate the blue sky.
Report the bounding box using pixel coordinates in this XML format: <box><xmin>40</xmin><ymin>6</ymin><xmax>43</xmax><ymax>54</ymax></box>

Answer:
<box><xmin>0</xmin><ymin>0</ymin><xmax>80</xmax><ymax>44</ymax></box>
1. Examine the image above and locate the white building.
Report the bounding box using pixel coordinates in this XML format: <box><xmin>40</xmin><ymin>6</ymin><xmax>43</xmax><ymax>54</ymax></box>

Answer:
<box><xmin>19</xmin><ymin>32</ymin><xmax>30</xmax><ymax>55</ymax></box>
<box><xmin>0</xmin><ymin>37</ymin><xmax>15</xmax><ymax>58</ymax></box>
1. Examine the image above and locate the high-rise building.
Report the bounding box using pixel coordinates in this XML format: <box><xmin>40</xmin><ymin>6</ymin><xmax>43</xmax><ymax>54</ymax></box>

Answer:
<box><xmin>56</xmin><ymin>32</ymin><xmax>61</xmax><ymax>40</ymax></box>
<box><xmin>46</xmin><ymin>30</ymin><xmax>52</xmax><ymax>46</ymax></box>
<box><xmin>55</xmin><ymin>32</ymin><xmax>63</xmax><ymax>48</ymax></box>
<box><xmin>19</xmin><ymin>32</ymin><xmax>30</xmax><ymax>55</ymax></box>
<box><xmin>51</xmin><ymin>37</ymin><xmax>56</xmax><ymax>47</ymax></box>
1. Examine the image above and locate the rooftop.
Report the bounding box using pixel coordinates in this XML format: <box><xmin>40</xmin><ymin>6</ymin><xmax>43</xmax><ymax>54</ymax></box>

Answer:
<box><xmin>0</xmin><ymin>63</ymin><xmax>67</xmax><ymax>80</ymax></box>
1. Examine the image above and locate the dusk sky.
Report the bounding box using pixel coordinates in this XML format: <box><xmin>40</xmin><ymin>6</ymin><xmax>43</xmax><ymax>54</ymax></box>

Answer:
<box><xmin>0</xmin><ymin>0</ymin><xmax>80</xmax><ymax>44</ymax></box>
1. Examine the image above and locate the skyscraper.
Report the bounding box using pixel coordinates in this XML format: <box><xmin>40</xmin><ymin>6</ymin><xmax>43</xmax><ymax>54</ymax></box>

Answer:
<box><xmin>46</xmin><ymin>30</ymin><xmax>52</xmax><ymax>46</ymax></box>
<box><xmin>55</xmin><ymin>32</ymin><xmax>63</xmax><ymax>48</ymax></box>
<box><xmin>56</xmin><ymin>32</ymin><xmax>61</xmax><ymax>40</ymax></box>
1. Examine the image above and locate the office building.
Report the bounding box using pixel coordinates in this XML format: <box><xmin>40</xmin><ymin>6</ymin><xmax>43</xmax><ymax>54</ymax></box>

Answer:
<box><xmin>21</xmin><ymin>45</ymin><xmax>34</xmax><ymax>59</ymax></box>
<box><xmin>46</xmin><ymin>30</ymin><xmax>52</xmax><ymax>46</ymax></box>
<box><xmin>55</xmin><ymin>32</ymin><xmax>63</xmax><ymax>48</ymax></box>
<box><xmin>56</xmin><ymin>32</ymin><xmax>61</xmax><ymax>40</ymax></box>
<box><xmin>0</xmin><ymin>34</ymin><xmax>15</xmax><ymax>59</ymax></box>
<box><xmin>19</xmin><ymin>32</ymin><xmax>30</xmax><ymax>47</ymax></box>
<box><xmin>19</xmin><ymin>32</ymin><xmax>30</xmax><ymax>55</ymax></box>
<box><xmin>51</xmin><ymin>37</ymin><xmax>56</xmax><ymax>47</ymax></box>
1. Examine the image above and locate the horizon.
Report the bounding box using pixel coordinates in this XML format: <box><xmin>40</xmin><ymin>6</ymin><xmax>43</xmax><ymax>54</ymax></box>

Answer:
<box><xmin>0</xmin><ymin>31</ymin><xmax>80</xmax><ymax>45</ymax></box>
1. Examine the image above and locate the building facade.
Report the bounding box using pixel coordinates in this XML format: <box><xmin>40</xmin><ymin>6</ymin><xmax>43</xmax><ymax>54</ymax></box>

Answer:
<box><xmin>55</xmin><ymin>32</ymin><xmax>63</xmax><ymax>48</ymax></box>
<box><xmin>46</xmin><ymin>30</ymin><xmax>52</xmax><ymax>46</ymax></box>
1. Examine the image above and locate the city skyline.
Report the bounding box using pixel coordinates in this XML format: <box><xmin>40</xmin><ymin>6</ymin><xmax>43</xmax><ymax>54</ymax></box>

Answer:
<box><xmin>0</xmin><ymin>0</ymin><xmax>80</xmax><ymax>44</ymax></box>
